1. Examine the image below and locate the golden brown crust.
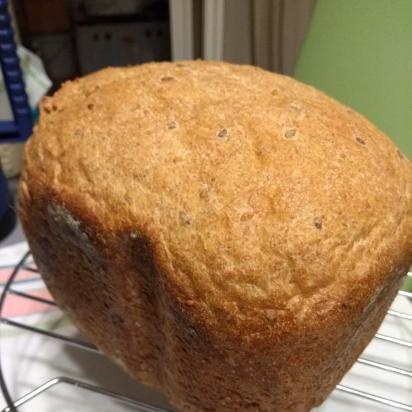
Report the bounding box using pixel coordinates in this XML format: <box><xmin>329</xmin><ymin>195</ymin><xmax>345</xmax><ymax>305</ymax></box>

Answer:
<box><xmin>19</xmin><ymin>61</ymin><xmax>412</xmax><ymax>412</ymax></box>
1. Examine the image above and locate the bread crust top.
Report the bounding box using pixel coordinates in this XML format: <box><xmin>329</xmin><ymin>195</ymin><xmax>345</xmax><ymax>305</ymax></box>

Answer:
<box><xmin>21</xmin><ymin>60</ymin><xmax>412</xmax><ymax>346</ymax></box>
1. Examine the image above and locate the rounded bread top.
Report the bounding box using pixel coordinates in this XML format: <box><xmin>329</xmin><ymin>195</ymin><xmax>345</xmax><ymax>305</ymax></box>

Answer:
<box><xmin>23</xmin><ymin>61</ymin><xmax>412</xmax><ymax>338</ymax></box>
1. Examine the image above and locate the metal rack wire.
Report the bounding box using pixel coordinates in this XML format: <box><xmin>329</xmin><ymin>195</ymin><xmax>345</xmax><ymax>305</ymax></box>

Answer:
<box><xmin>0</xmin><ymin>251</ymin><xmax>411</xmax><ymax>412</ymax></box>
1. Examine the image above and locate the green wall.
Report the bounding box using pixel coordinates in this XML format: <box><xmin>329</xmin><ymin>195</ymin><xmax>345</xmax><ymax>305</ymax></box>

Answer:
<box><xmin>295</xmin><ymin>0</ymin><xmax>412</xmax><ymax>157</ymax></box>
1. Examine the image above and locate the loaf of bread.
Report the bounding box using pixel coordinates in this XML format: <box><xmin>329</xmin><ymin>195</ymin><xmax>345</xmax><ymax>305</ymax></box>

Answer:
<box><xmin>19</xmin><ymin>61</ymin><xmax>412</xmax><ymax>412</ymax></box>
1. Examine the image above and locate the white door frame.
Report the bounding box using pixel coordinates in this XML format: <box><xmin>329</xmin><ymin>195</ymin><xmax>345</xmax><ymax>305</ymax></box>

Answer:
<box><xmin>169</xmin><ymin>0</ymin><xmax>195</xmax><ymax>60</ymax></box>
<box><xmin>203</xmin><ymin>0</ymin><xmax>225</xmax><ymax>60</ymax></box>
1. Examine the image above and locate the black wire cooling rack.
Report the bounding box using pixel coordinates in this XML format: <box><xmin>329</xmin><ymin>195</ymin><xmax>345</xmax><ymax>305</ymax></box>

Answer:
<box><xmin>0</xmin><ymin>251</ymin><xmax>411</xmax><ymax>412</ymax></box>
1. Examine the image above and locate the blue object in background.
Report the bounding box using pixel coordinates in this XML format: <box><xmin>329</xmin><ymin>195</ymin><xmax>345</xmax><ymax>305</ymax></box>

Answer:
<box><xmin>0</xmin><ymin>0</ymin><xmax>33</xmax><ymax>240</ymax></box>
<box><xmin>0</xmin><ymin>166</ymin><xmax>10</xmax><ymax>216</ymax></box>
<box><xmin>0</xmin><ymin>165</ymin><xmax>15</xmax><ymax>242</ymax></box>
<box><xmin>0</xmin><ymin>0</ymin><xmax>32</xmax><ymax>143</ymax></box>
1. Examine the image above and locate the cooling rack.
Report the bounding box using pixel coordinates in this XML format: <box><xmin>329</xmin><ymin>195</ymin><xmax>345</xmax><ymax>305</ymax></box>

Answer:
<box><xmin>0</xmin><ymin>251</ymin><xmax>411</xmax><ymax>412</ymax></box>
